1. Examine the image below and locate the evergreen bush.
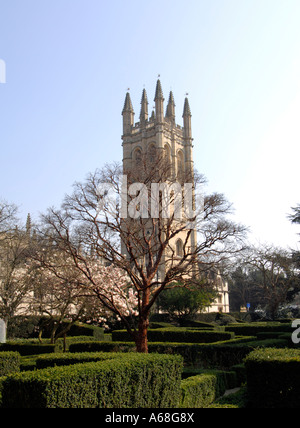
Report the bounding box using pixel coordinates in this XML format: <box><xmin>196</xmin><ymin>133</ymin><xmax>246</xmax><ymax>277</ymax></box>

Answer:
<box><xmin>180</xmin><ymin>374</ymin><xmax>226</xmax><ymax>408</ymax></box>
<box><xmin>245</xmin><ymin>348</ymin><xmax>300</xmax><ymax>408</ymax></box>
<box><xmin>0</xmin><ymin>352</ymin><xmax>20</xmax><ymax>376</ymax></box>
<box><xmin>112</xmin><ymin>328</ymin><xmax>234</xmax><ymax>343</ymax></box>
<box><xmin>1</xmin><ymin>353</ymin><xmax>183</xmax><ymax>408</ymax></box>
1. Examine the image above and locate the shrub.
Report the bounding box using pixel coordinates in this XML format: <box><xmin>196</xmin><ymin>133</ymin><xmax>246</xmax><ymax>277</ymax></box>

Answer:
<box><xmin>35</xmin><ymin>351</ymin><xmax>123</xmax><ymax>369</ymax></box>
<box><xmin>180</xmin><ymin>374</ymin><xmax>226</xmax><ymax>408</ymax></box>
<box><xmin>245</xmin><ymin>348</ymin><xmax>300</xmax><ymax>408</ymax></box>
<box><xmin>7</xmin><ymin>316</ymin><xmax>105</xmax><ymax>341</ymax></box>
<box><xmin>69</xmin><ymin>340</ymin><xmax>136</xmax><ymax>354</ymax></box>
<box><xmin>0</xmin><ymin>376</ymin><xmax>6</xmax><ymax>407</ymax></box>
<box><xmin>1</xmin><ymin>353</ymin><xmax>183</xmax><ymax>408</ymax></box>
<box><xmin>231</xmin><ymin>364</ymin><xmax>246</xmax><ymax>386</ymax></box>
<box><xmin>0</xmin><ymin>352</ymin><xmax>20</xmax><ymax>376</ymax></box>
<box><xmin>69</xmin><ymin>337</ymin><xmax>257</xmax><ymax>366</ymax></box>
<box><xmin>0</xmin><ymin>342</ymin><xmax>55</xmax><ymax>356</ymax></box>
<box><xmin>67</xmin><ymin>323</ymin><xmax>104</xmax><ymax>340</ymax></box>
<box><xmin>197</xmin><ymin>338</ymin><xmax>288</xmax><ymax>368</ymax></box>
<box><xmin>54</xmin><ymin>335</ymin><xmax>104</xmax><ymax>352</ymax></box>
<box><xmin>177</xmin><ymin>320</ymin><xmax>215</xmax><ymax>329</ymax></box>
<box><xmin>182</xmin><ymin>368</ymin><xmax>237</xmax><ymax>389</ymax></box>
<box><xmin>225</xmin><ymin>322</ymin><xmax>293</xmax><ymax>336</ymax></box>
<box><xmin>209</xmin><ymin>386</ymin><xmax>248</xmax><ymax>408</ymax></box>
<box><xmin>112</xmin><ymin>328</ymin><xmax>234</xmax><ymax>343</ymax></box>
<box><xmin>7</xmin><ymin>316</ymin><xmax>44</xmax><ymax>339</ymax></box>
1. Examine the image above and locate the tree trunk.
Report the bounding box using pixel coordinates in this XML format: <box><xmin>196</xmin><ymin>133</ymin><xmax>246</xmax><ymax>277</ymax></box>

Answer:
<box><xmin>136</xmin><ymin>288</ymin><xmax>150</xmax><ymax>353</ymax></box>
<box><xmin>136</xmin><ymin>314</ymin><xmax>149</xmax><ymax>353</ymax></box>
<box><xmin>50</xmin><ymin>325</ymin><xmax>58</xmax><ymax>344</ymax></box>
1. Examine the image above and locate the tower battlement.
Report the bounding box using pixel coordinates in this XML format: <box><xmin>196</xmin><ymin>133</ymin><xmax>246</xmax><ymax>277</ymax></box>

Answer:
<box><xmin>122</xmin><ymin>79</ymin><xmax>194</xmax><ymax>177</ymax></box>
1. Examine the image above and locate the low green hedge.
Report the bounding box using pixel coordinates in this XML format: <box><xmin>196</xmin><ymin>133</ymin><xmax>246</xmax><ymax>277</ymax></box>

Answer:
<box><xmin>245</xmin><ymin>348</ymin><xmax>300</xmax><ymax>408</ymax></box>
<box><xmin>209</xmin><ymin>386</ymin><xmax>247</xmax><ymax>408</ymax></box>
<box><xmin>67</xmin><ymin>323</ymin><xmax>104</xmax><ymax>340</ymax></box>
<box><xmin>0</xmin><ymin>376</ymin><xmax>5</xmax><ymax>407</ymax></box>
<box><xmin>0</xmin><ymin>342</ymin><xmax>55</xmax><ymax>356</ymax></box>
<box><xmin>35</xmin><ymin>351</ymin><xmax>124</xmax><ymax>369</ymax></box>
<box><xmin>196</xmin><ymin>338</ymin><xmax>288</xmax><ymax>368</ymax></box>
<box><xmin>69</xmin><ymin>341</ymin><xmax>136</xmax><ymax>354</ymax></box>
<box><xmin>225</xmin><ymin>322</ymin><xmax>293</xmax><ymax>336</ymax></box>
<box><xmin>7</xmin><ymin>316</ymin><xmax>104</xmax><ymax>340</ymax></box>
<box><xmin>69</xmin><ymin>336</ymin><xmax>282</xmax><ymax>367</ymax></box>
<box><xmin>180</xmin><ymin>373</ymin><xmax>226</xmax><ymax>408</ymax></box>
<box><xmin>112</xmin><ymin>328</ymin><xmax>234</xmax><ymax>343</ymax></box>
<box><xmin>182</xmin><ymin>368</ymin><xmax>237</xmax><ymax>389</ymax></box>
<box><xmin>0</xmin><ymin>352</ymin><xmax>21</xmax><ymax>376</ymax></box>
<box><xmin>1</xmin><ymin>353</ymin><xmax>183</xmax><ymax>408</ymax></box>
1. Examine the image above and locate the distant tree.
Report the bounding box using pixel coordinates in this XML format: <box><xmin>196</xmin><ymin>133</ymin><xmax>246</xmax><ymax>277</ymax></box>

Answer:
<box><xmin>31</xmin><ymin>245</ymin><xmax>138</xmax><ymax>344</ymax></box>
<box><xmin>158</xmin><ymin>281</ymin><xmax>216</xmax><ymax>321</ymax></box>
<box><xmin>289</xmin><ymin>204</ymin><xmax>300</xmax><ymax>226</ymax></box>
<box><xmin>0</xmin><ymin>218</ymin><xmax>34</xmax><ymax>328</ymax></box>
<box><xmin>228</xmin><ymin>266</ymin><xmax>265</xmax><ymax>312</ymax></box>
<box><xmin>0</xmin><ymin>201</ymin><xmax>19</xmax><ymax>234</ymax></box>
<box><xmin>244</xmin><ymin>246</ymin><xmax>300</xmax><ymax>319</ymax></box>
<box><xmin>289</xmin><ymin>204</ymin><xmax>300</xmax><ymax>271</ymax></box>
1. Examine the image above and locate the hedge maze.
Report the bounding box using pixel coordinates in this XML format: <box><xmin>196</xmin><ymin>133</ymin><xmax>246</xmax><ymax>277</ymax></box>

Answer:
<box><xmin>0</xmin><ymin>319</ymin><xmax>299</xmax><ymax>408</ymax></box>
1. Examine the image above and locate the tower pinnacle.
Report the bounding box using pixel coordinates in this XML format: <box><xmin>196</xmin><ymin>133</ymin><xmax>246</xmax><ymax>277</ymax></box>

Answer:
<box><xmin>122</xmin><ymin>92</ymin><xmax>134</xmax><ymax>135</ymax></box>
<box><xmin>165</xmin><ymin>91</ymin><xmax>176</xmax><ymax>124</ymax></box>
<box><xmin>140</xmin><ymin>88</ymin><xmax>149</xmax><ymax>124</ymax></box>
<box><xmin>154</xmin><ymin>79</ymin><xmax>164</xmax><ymax>123</ymax></box>
<box><xmin>183</xmin><ymin>97</ymin><xmax>192</xmax><ymax>139</ymax></box>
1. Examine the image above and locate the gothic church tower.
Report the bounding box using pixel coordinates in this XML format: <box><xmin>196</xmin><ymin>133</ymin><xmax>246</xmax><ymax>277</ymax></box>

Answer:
<box><xmin>122</xmin><ymin>79</ymin><xmax>194</xmax><ymax>181</ymax></box>
<box><xmin>120</xmin><ymin>80</ymin><xmax>229</xmax><ymax>312</ymax></box>
<box><xmin>121</xmin><ymin>79</ymin><xmax>197</xmax><ymax>267</ymax></box>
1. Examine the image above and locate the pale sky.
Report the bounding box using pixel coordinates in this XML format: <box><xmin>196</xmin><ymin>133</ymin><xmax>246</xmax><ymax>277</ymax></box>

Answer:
<box><xmin>0</xmin><ymin>0</ymin><xmax>299</xmax><ymax>250</ymax></box>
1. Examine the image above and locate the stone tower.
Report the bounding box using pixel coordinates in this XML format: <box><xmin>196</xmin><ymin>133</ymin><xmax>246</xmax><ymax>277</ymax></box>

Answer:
<box><xmin>121</xmin><ymin>79</ymin><xmax>197</xmax><ymax>265</ymax></box>
<box><xmin>120</xmin><ymin>80</ymin><xmax>229</xmax><ymax>312</ymax></box>
<box><xmin>122</xmin><ymin>79</ymin><xmax>194</xmax><ymax>181</ymax></box>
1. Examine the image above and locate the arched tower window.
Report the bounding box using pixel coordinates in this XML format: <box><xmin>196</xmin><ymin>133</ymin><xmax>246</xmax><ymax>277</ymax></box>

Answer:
<box><xmin>148</xmin><ymin>143</ymin><xmax>156</xmax><ymax>164</ymax></box>
<box><xmin>134</xmin><ymin>148</ymin><xmax>142</xmax><ymax>166</ymax></box>
<box><xmin>164</xmin><ymin>144</ymin><xmax>171</xmax><ymax>164</ymax></box>
<box><xmin>176</xmin><ymin>239</ymin><xmax>183</xmax><ymax>257</ymax></box>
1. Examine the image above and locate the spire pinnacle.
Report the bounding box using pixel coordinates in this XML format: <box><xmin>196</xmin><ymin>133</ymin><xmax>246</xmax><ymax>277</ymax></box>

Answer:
<box><xmin>165</xmin><ymin>91</ymin><xmax>176</xmax><ymax>122</ymax></box>
<box><xmin>140</xmin><ymin>88</ymin><xmax>149</xmax><ymax>123</ymax></box>
<box><xmin>154</xmin><ymin>79</ymin><xmax>164</xmax><ymax>101</ymax></box>
<box><xmin>183</xmin><ymin>97</ymin><xmax>191</xmax><ymax>117</ymax></box>
<box><xmin>122</xmin><ymin>92</ymin><xmax>134</xmax><ymax>114</ymax></box>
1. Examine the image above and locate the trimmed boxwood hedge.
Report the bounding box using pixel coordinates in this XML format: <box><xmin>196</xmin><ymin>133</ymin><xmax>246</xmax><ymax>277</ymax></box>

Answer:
<box><xmin>225</xmin><ymin>322</ymin><xmax>293</xmax><ymax>336</ymax></box>
<box><xmin>112</xmin><ymin>328</ymin><xmax>234</xmax><ymax>343</ymax></box>
<box><xmin>1</xmin><ymin>353</ymin><xmax>183</xmax><ymax>408</ymax></box>
<box><xmin>0</xmin><ymin>376</ymin><xmax>5</xmax><ymax>407</ymax></box>
<box><xmin>0</xmin><ymin>352</ymin><xmax>20</xmax><ymax>376</ymax></box>
<box><xmin>245</xmin><ymin>348</ymin><xmax>300</xmax><ymax>408</ymax></box>
<box><xmin>181</xmin><ymin>374</ymin><xmax>224</xmax><ymax>408</ymax></box>
<box><xmin>35</xmin><ymin>351</ymin><xmax>124</xmax><ymax>369</ymax></box>
<box><xmin>0</xmin><ymin>342</ymin><xmax>55</xmax><ymax>356</ymax></box>
<box><xmin>69</xmin><ymin>337</ymin><xmax>286</xmax><ymax>367</ymax></box>
<box><xmin>180</xmin><ymin>369</ymin><xmax>240</xmax><ymax>408</ymax></box>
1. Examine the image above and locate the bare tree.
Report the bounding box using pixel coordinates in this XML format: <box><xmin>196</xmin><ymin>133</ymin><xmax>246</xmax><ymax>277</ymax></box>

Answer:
<box><xmin>244</xmin><ymin>245</ymin><xmax>300</xmax><ymax>319</ymax></box>
<box><xmin>39</xmin><ymin>156</ymin><xmax>246</xmax><ymax>352</ymax></box>
<box><xmin>29</xmin><ymin>246</ymin><xmax>91</xmax><ymax>344</ymax></box>
<box><xmin>0</xmin><ymin>201</ymin><xmax>18</xmax><ymax>233</ymax></box>
<box><xmin>0</xmin><ymin>225</ymin><xmax>34</xmax><ymax>327</ymax></box>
